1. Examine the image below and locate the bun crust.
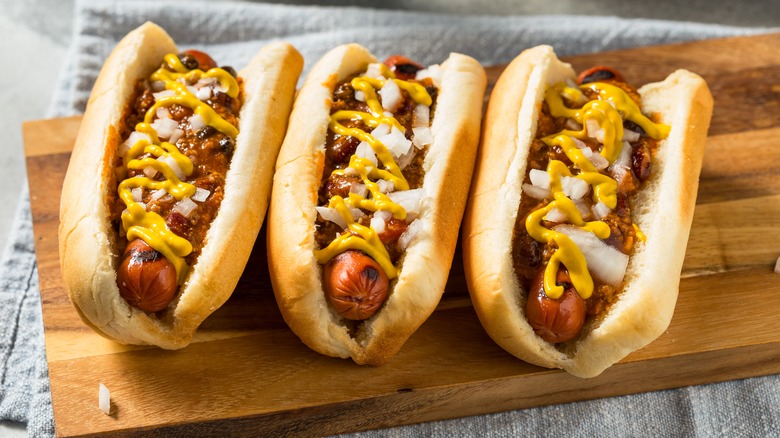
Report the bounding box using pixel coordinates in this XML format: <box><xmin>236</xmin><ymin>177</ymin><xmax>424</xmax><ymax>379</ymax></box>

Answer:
<box><xmin>463</xmin><ymin>45</ymin><xmax>713</xmax><ymax>377</ymax></box>
<box><xmin>268</xmin><ymin>43</ymin><xmax>487</xmax><ymax>365</ymax></box>
<box><xmin>58</xmin><ymin>22</ymin><xmax>303</xmax><ymax>349</ymax></box>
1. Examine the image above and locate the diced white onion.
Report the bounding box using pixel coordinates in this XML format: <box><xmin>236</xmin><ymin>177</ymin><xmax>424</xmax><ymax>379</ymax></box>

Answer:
<box><xmin>153</xmin><ymin>90</ymin><xmax>176</xmax><ymax>100</ymax></box>
<box><xmin>186</xmin><ymin>85</ymin><xmax>198</xmax><ymax>96</ymax></box>
<box><xmin>370</xmin><ymin>215</ymin><xmax>386</xmax><ymax>234</ymax></box>
<box><xmin>156</xmin><ymin>107</ymin><xmax>171</xmax><ymax>119</ymax></box>
<box><xmin>120</xmin><ymin>131</ymin><xmax>151</xmax><ymax>155</ymax></box>
<box><xmin>191</xmin><ymin>187</ymin><xmax>210</xmax><ymax>202</ymax></box>
<box><xmin>623</xmin><ymin>128</ymin><xmax>641</xmax><ymax>142</ymax></box>
<box><xmin>544</xmin><ymin>207</ymin><xmax>568</xmax><ymax>223</ymax></box>
<box><xmin>150</xmin><ymin>81</ymin><xmax>166</xmax><ymax>92</ymax></box>
<box><xmin>213</xmin><ymin>83</ymin><xmax>228</xmax><ymax>94</ymax></box>
<box><xmin>388</xmin><ymin>188</ymin><xmax>425</xmax><ymax>216</ymax></box>
<box><xmin>412</xmin><ymin>127</ymin><xmax>433</xmax><ymax>149</ymax></box>
<box><xmin>554</xmin><ymin>224</ymin><xmax>629</xmax><ymax>287</ymax></box>
<box><xmin>522</xmin><ymin>183</ymin><xmax>550</xmax><ymax>200</ymax></box>
<box><xmin>396</xmin><ymin>150</ymin><xmax>415</xmax><ymax>170</ymax></box>
<box><xmin>143</xmin><ymin>166</ymin><xmax>158</xmax><ymax>178</ymax></box>
<box><xmin>365</xmin><ymin>63</ymin><xmax>386</xmax><ymax>79</ymax></box>
<box><xmin>561</xmin><ymin>176</ymin><xmax>590</xmax><ymax>200</ymax></box>
<box><xmin>586</xmin><ymin>119</ymin><xmax>604</xmax><ymax>143</ymax></box>
<box><xmin>151</xmin><ymin>189</ymin><xmax>167</xmax><ymax>201</ymax></box>
<box><xmin>189</xmin><ymin>114</ymin><xmax>206</xmax><ymax>132</ymax></box>
<box><xmin>374</xmin><ymin>210</ymin><xmax>392</xmax><ymax>222</ymax></box>
<box><xmin>378</xmin><ymin>125</ymin><xmax>413</xmax><ymax>160</ymax></box>
<box><xmin>152</xmin><ymin>117</ymin><xmax>178</xmax><ymax>140</ymax></box>
<box><xmin>379</xmin><ymin>79</ymin><xmax>403</xmax><ymax>112</ymax></box>
<box><xmin>173</xmin><ymin>197</ymin><xmax>198</xmax><ymax>218</ymax></box>
<box><xmin>355</xmin><ymin>142</ymin><xmax>378</xmax><ymax>167</ymax></box>
<box><xmin>565</xmin><ymin>119</ymin><xmax>583</xmax><ymax>131</ymax></box>
<box><xmin>398</xmin><ymin>218</ymin><xmax>424</xmax><ymax>251</ymax></box>
<box><xmin>131</xmin><ymin>187</ymin><xmax>143</xmax><ymax>203</ymax></box>
<box><xmin>588</xmin><ymin>152</ymin><xmax>610</xmax><ymax>170</ymax></box>
<box><xmin>196</xmin><ymin>87</ymin><xmax>212</xmax><ymax>101</ymax></box>
<box><xmin>415</xmin><ymin>64</ymin><xmax>442</xmax><ymax>86</ymax></box>
<box><xmin>315</xmin><ymin>206</ymin><xmax>347</xmax><ymax>230</ymax></box>
<box><xmin>169</xmin><ymin>129</ymin><xmax>184</xmax><ymax>145</ymax></box>
<box><xmin>377</xmin><ymin>179</ymin><xmax>395</xmax><ymax>194</ymax></box>
<box><xmin>196</xmin><ymin>77</ymin><xmax>216</xmax><ymax>88</ymax></box>
<box><xmin>355</xmin><ymin>90</ymin><xmax>365</xmax><ymax>102</ymax></box>
<box><xmin>350</xmin><ymin>183</ymin><xmax>368</xmax><ymax>198</ymax></box>
<box><xmin>775</xmin><ymin>256</ymin><xmax>780</xmax><ymax>274</ymax></box>
<box><xmin>351</xmin><ymin>208</ymin><xmax>366</xmax><ymax>222</ymax></box>
<box><xmin>159</xmin><ymin>156</ymin><xmax>186</xmax><ymax>180</ymax></box>
<box><xmin>371</xmin><ymin>123</ymin><xmax>391</xmax><ymax>138</ymax></box>
<box><xmin>574</xmin><ymin>198</ymin><xmax>593</xmax><ymax>220</ymax></box>
<box><xmin>413</xmin><ymin>104</ymin><xmax>430</xmax><ymax>128</ymax></box>
<box><xmin>592</xmin><ymin>201</ymin><xmax>612</xmax><ymax>219</ymax></box>
<box><xmin>571</xmin><ymin>136</ymin><xmax>589</xmax><ymax>150</ymax></box>
<box><xmin>99</xmin><ymin>383</ymin><xmax>110</xmax><ymax>415</ymax></box>
<box><xmin>344</xmin><ymin>167</ymin><xmax>359</xmax><ymax>176</ymax></box>
<box><xmin>529</xmin><ymin>169</ymin><xmax>550</xmax><ymax>190</ymax></box>
<box><xmin>613</xmin><ymin>141</ymin><xmax>633</xmax><ymax>169</ymax></box>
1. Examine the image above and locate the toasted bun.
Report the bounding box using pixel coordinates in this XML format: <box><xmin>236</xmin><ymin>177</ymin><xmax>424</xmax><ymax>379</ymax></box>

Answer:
<box><xmin>58</xmin><ymin>22</ymin><xmax>303</xmax><ymax>349</ymax></box>
<box><xmin>268</xmin><ymin>43</ymin><xmax>487</xmax><ymax>365</ymax></box>
<box><xmin>463</xmin><ymin>45</ymin><xmax>713</xmax><ymax>377</ymax></box>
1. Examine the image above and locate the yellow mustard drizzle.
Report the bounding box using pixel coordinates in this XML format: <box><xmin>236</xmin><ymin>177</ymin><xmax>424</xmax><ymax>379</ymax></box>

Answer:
<box><xmin>117</xmin><ymin>54</ymin><xmax>239</xmax><ymax>284</ymax></box>
<box><xmin>527</xmin><ymin>81</ymin><xmax>669</xmax><ymax>299</ymax></box>
<box><xmin>313</xmin><ymin>65</ymin><xmax>433</xmax><ymax>279</ymax></box>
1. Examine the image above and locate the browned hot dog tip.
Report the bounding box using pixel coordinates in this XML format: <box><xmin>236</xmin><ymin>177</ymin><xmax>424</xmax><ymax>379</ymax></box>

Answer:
<box><xmin>323</xmin><ymin>250</ymin><xmax>389</xmax><ymax>321</ymax></box>
<box><xmin>117</xmin><ymin>239</ymin><xmax>178</xmax><ymax>313</ymax></box>
<box><xmin>525</xmin><ymin>267</ymin><xmax>586</xmax><ymax>344</ymax></box>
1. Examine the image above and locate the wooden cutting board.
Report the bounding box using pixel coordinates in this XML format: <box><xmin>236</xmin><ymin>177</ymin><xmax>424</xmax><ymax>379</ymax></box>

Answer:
<box><xmin>24</xmin><ymin>33</ymin><xmax>780</xmax><ymax>437</ymax></box>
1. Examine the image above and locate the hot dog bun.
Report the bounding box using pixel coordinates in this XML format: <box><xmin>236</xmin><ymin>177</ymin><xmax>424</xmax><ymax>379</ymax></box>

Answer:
<box><xmin>463</xmin><ymin>45</ymin><xmax>713</xmax><ymax>377</ymax></box>
<box><xmin>267</xmin><ymin>44</ymin><xmax>486</xmax><ymax>365</ymax></box>
<box><xmin>58</xmin><ymin>22</ymin><xmax>303</xmax><ymax>349</ymax></box>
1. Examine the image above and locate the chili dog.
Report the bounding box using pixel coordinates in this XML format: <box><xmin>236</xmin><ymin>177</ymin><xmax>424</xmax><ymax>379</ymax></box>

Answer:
<box><xmin>58</xmin><ymin>22</ymin><xmax>302</xmax><ymax>348</ymax></box>
<box><xmin>267</xmin><ymin>44</ymin><xmax>486</xmax><ymax>365</ymax></box>
<box><xmin>463</xmin><ymin>46</ymin><xmax>713</xmax><ymax>377</ymax></box>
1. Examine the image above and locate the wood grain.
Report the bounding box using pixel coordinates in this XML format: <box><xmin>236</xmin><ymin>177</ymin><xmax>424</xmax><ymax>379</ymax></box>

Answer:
<box><xmin>23</xmin><ymin>33</ymin><xmax>780</xmax><ymax>437</ymax></box>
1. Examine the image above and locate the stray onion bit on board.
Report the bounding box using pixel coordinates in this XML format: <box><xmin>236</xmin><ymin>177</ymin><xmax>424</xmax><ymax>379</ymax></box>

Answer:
<box><xmin>774</xmin><ymin>256</ymin><xmax>780</xmax><ymax>274</ymax></box>
<box><xmin>99</xmin><ymin>383</ymin><xmax>111</xmax><ymax>415</ymax></box>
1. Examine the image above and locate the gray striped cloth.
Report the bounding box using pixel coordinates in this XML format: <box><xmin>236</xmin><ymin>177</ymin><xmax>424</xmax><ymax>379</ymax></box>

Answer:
<box><xmin>2</xmin><ymin>0</ymin><xmax>775</xmax><ymax>436</ymax></box>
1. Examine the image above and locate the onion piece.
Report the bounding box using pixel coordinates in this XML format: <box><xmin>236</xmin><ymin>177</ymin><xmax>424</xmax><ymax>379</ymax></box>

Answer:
<box><xmin>315</xmin><ymin>206</ymin><xmax>348</xmax><ymax>230</ymax></box>
<box><xmin>554</xmin><ymin>224</ymin><xmax>629</xmax><ymax>287</ymax></box>
<box><xmin>522</xmin><ymin>183</ymin><xmax>550</xmax><ymax>200</ymax></box>
<box><xmin>371</xmin><ymin>123</ymin><xmax>391</xmax><ymax>138</ymax></box>
<box><xmin>156</xmin><ymin>107</ymin><xmax>171</xmax><ymax>119</ymax></box>
<box><xmin>120</xmin><ymin>131</ymin><xmax>151</xmax><ymax>155</ymax></box>
<box><xmin>775</xmin><ymin>257</ymin><xmax>780</xmax><ymax>274</ymax></box>
<box><xmin>377</xmin><ymin>125</ymin><xmax>412</xmax><ymax>160</ymax></box>
<box><xmin>152</xmin><ymin>117</ymin><xmax>178</xmax><ymax>140</ymax></box>
<box><xmin>191</xmin><ymin>187</ymin><xmax>210</xmax><ymax>202</ymax></box>
<box><xmin>379</xmin><ymin>79</ymin><xmax>403</xmax><ymax>112</ymax></box>
<box><xmin>561</xmin><ymin>176</ymin><xmax>589</xmax><ymax>200</ymax></box>
<box><xmin>355</xmin><ymin>90</ymin><xmax>365</xmax><ymax>102</ymax></box>
<box><xmin>158</xmin><ymin>156</ymin><xmax>186</xmax><ymax>180</ymax></box>
<box><xmin>574</xmin><ymin>198</ymin><xmax>593</xmax><ymax>220</ymax></box>
<box><xmin>413</xmin><ymin>104</ymin><xmax>430</xmax><ymax>128</ymax></box>
<box><xmin>189</xmin><ymin>114</ymin><xmax>206</xmax><ymax>132</ymax></box>
<box><xmin>388</xmin><ymin>188</ymin><xmax>425</xmax><ymax>216</ymax></box>
<box><xmin>586</xmin><ymin>119</ymin><xmax>604</xmax><ymax>143</ymax></box>
<box><xmin>153</xmin><ymin>89</ymin><xmax>175</xmax><ymax>100</ymax></box>
<box><xmin>544</xmin><ymin>207</ymin><xmax>568</xmax><ymax>223</ymax></box>
<box><xmin>623</xmin><ymin>128</ymin><xmax>641</xmax><ymax>142</ymax></box>
<box><xmin>169</xmin><ymin>129</ymin><xmax>184</xmax><ymax>145</ymax></box>
<box><xmin>565</xmin><ymin>119</ymin><xmax>583</xmax><ymax>131</ymax></box>
<box><xmin>370</xmin><ymin>215</ymin><xmax>386</xmax><ymax>234</ymax></box>
<box><xmin>396</xmin><ymin>150</ymin><xmax>415</xmax><ymax>170</ymax></box>
<box><xmin>377</xmin><ymin>179</ymin><xmax>395</xmax><ymax>194</ymax></box>
<box><xmin>350</xmin><ymin>183</ymin><xmax>368</xmax><ymax>199</ymax></box>
<box><xmin>99</xmin><ymin>383</ymin><xmax>110</xmax><ymax>415</ymax></box>
<box><xmin>529</xmin><ymin>169</ymin><xmax>550</xmax><ymax>190</ymax></box>
<box><xmin>374</xmin><ymin>210</ymin><xmax>392</xmax><ymax>222</ymax></box>
<box><xmin>355</xmin><ymin>142</ymin><xmax>378</xmax><ymax>167</ymax></box>
<box><xmin>150</xmin><ymin>189</ymin><xmax>167</xmax><ymax>201</ymax></box>
<box><xmin>415</xmin><ymin>64</ymin><xmax>442</xmax><ymax>86</ymax></box>
<box><xmin>412</xmin><ymin>127</ymin><xmax>433</xmax><ymax>149</ymax></box>
<box><xmin>398</xmin><ymin>218</ymin><xmax>424</xmax><ymax>251</ymax></box>
<box><xmin>196</xmin><ymin>87</ymin><xmax>212</xmax><ymax>101</ymax></box>
<box><xmin>365</xmin><ymin>63</ymin><xmax>385</xmax><ymax>79</ymax></box>
<box><xmin>588</xmin><ymin>152</ymin><xmax>610</xmax><ymax>170</ymax></box>
<box><xmin>592</xmin><ymin>201</ymin><xmax>612</xmax><ymax>220</ymax></box>
<box><xmin>131</xmin><ymin>187</ymin><xmax>143</xmax><ymax>203</ymax></box>
<box><xmin>143</xmin><ymin>166</ymin><xmax>158</xmax><ymax>179</ymax></box>
<box><xmin>150</xmin><ymin>81</ymin><xmax>166</xmax><ymax>92</ymax></box>
<box><xmin>173</xmin><ymin>197</ymin><xmax>198</xmax><ymax>218</ymax></box>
